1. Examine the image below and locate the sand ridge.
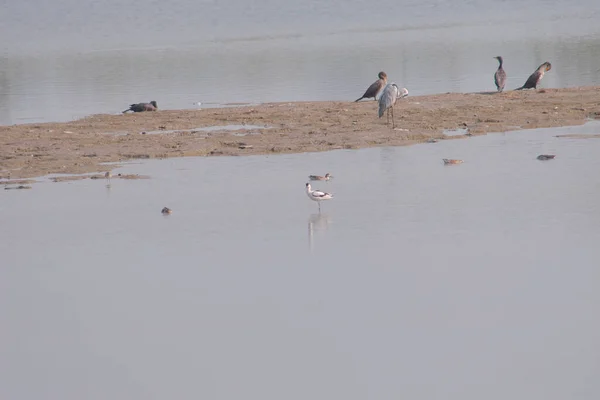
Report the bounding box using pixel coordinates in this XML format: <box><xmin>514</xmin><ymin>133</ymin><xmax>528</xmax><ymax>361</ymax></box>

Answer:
<box><xmin>1</xmin><ymin>86</ymin><xmax>599</xmax><ymax>181</ymax></box>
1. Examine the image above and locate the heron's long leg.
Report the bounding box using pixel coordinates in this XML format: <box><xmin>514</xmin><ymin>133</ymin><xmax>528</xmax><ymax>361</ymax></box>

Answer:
<box><xmin>391</xmin><ymin>106</ymin><xmax>395</xmax><ymax>129</ymax></box>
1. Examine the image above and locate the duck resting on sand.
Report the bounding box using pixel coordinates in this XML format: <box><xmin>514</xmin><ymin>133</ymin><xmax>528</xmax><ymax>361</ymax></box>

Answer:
<box><xmin>123</xmin><ymin>101</ymin><xmax>158</xmax><ymax>113</ymax></box>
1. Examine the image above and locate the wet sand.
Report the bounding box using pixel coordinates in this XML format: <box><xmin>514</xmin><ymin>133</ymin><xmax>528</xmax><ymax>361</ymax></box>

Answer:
<box><xmin>1</xmin><ymin>86</ymin><xmax>599</xmax><ymax>181</ymax></box>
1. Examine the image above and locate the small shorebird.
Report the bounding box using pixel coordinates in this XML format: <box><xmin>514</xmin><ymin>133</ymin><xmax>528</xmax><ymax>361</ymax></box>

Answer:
<box><xmin>161</xmin><ymin>207</ymin><xmax>172</xmax><ymax>214</ymax></box>
<box><xmin>378</xmin><ymin>83</ymin><xmax>400</xmax><ymax>128</ymax></box>
<box><xmin>443</xmin><ymin>159</ymin><xmax>464</xmax><ymax>165</ymax></box>
<box><xmin>305</xmin><ymin>183</ymin><xmax>333</xmax><ymax>212</ymax></box>
<box><xmin>123</xmin><ymin>101</ymin><xmax>158</xmax><ymax>113</ymax></box>
<box><xmin>355</xmin><ymin>71</ymin><xmax>387</xmax><ymax>102</ymax></box>
<box><xmin>309</xmin><ymin>173</ymin><xmax>332</xmax><ymax>181</ymax></box>
<box><xmin>494</xmin><ymin>56</ymin><xmax>507</xmax><ymax>92</ymax></box>
<box><xmin>517</xmin><ymin>62</ymin><xmax>551</xmax><ymax>90</ymax></box>
<box><xmin>537</xmin><ymin>154</ymin><xmax>556</xmax><ymax>160</ymax></box>
<box><xmin>104</xmin><ymin>171</ymin><xmax>112</xmax><ymax>183</ymax></box>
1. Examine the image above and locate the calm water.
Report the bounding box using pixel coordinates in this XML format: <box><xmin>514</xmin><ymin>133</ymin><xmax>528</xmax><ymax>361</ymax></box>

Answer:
<box><xmin>1</xmin><ymin>0</ymin><xmax>600</xmax><ymax>125</ymax></box>
<box><xmin>2</xmin><ymin>123</ymin><xmax>600</xmax><ymax>399</ymax></box>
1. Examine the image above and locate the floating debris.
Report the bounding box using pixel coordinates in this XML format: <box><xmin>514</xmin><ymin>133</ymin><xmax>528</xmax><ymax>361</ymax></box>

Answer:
<box><xmin>537</xmin><ymin>154</ymin><xmax>556</xmax><ymax>160</ymax></box>
<box><xmin>4</xmin><ymin>185</ymin><xmax>32</xmax><ymax>190</ymax></box>
<box><xmin>443</xmin><ymin>159</ymin><xmax>464</xmax><ymax>165</ymax></box>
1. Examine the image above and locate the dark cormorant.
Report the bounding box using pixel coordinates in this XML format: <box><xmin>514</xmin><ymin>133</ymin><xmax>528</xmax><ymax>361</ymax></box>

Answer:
<box><xmin>123</xmin><ymin>101</ymin><xmax>158</xmax><ymax>113</ymax></box>
<box><xmin>355</xmin><ymin>71</ymin><xmax>387</xmax><ymax>102</ymax></box>
<box><xmin>494</xmin><ymin>56</ymin><xmax>507</xmax><ymax>92</ymax></box>
<box><xmin>517</xmin><ymin>62</ymin><xmax>551</xmax><ymax>90</ymax></box>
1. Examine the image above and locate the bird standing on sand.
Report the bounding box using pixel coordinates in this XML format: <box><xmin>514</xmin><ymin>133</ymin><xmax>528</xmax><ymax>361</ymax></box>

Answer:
<box><xmin>123</xmin><ymin>101</ymin><xmax>158</xmax><ymax>113</ymax></box>
<box><xmin>378</xmin><ymin>83</ymin><xmax>399</xmax><ymax>128</ymax></box>
<box><xmin>517</xmin><ymin>62</ymin><xmax>551</xmax><ymax>90</ymax></box>
<box><xmin>305</xmin><ymin>183</ymin><xmax>333</xmax><ymax>212</ymax></box>
<box><xmin>494</xmin><ymin>56</ymin><xmax>507</xmax><ymax>92</ymax></box>
<box><xmin>309</xmin><ymin>173</ymin><xmax>332</xmax><ymax>181</ymax></box>
<box><xmin>355</xmin><ymin>71</ymin><xmax>388</xmax><ymax>102</ymax></box>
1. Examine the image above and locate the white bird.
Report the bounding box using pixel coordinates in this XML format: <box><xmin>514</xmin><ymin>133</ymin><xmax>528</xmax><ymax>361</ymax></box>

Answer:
<box><xmin>378</xmin><ymin>83</ymin><xmax>399</xmax><ymax>128</ymax></box>
<box><xmin>104</xmin><ymin>171</ymin><xmax>112</xmax><ymax>184</ymax></box>
<box><xmin>397</xmin><ymin>87</ymin><xmax>409</xmax><ymax>99</ymax></box>
<box><xmin>305</xmin><ymin>183</ymin><xmax>333</xmax><ymax>212</ymax></box>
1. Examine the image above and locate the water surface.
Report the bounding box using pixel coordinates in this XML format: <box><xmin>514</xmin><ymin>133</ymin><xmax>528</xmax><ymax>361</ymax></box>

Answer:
<box><xmin>1</xmin><ymin>123</ymin><xmax>600</xmax><ymax>399</ymax></box>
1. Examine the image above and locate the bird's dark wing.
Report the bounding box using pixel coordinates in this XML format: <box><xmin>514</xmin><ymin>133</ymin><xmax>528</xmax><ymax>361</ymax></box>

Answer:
<box><xmin>521</xmin><ymin>71</ymin><xmax>541</xmax><ymax>89</ymax></box>
<box><xmin>363</xmin><ymin>79</ymin><xmax>384</xmax><ymax>99</ymax></box>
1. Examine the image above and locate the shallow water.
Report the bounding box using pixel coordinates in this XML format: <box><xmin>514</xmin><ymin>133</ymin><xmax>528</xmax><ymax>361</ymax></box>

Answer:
<box><xmin>1</xmin><ymin>0</ymin><xmax>600</xmax><ymax>125</ymax></box>
<box><xmin>2</xmin><ymin>122</ymin><xmax>600</xmax><ymax>399</ymax></box>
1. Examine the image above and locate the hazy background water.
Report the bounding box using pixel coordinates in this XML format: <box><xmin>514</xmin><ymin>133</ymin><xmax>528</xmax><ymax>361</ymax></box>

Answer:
<box><xmin>1</xmin><ymin>123</ymin><xmax>600</xmax><ymax>399</ymax></box>
<box><xmin>1</xmin><ymin>0</ymin><xmax>600</xmax><ymax>125</ymax></box>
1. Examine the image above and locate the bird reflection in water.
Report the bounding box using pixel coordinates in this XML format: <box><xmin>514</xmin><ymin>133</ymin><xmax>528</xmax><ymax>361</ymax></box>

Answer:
<box><xmin>308</xmin><ymin>213</ymin><xmax>332</xmax><ymax>253</ymax></box>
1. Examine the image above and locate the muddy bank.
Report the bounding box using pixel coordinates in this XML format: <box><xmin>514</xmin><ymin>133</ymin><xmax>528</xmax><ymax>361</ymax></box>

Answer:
<box><xmin>1</xmin><ymin>86</ymin><xmax>599</xmax><ymax>180</ymax></box>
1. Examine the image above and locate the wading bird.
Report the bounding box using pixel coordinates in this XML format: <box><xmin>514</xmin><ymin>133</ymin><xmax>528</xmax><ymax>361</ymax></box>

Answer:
<box><xmin>517</xmin><ymin>62</ymin><xmax>551</xmax><ymax>90</ymax></box>
<box><xmin>378</xmin><ymin>83</ymin><xmax>399</xmax><ymax>128</ymax></box>
<box><xmin>494</xmin><ymin>56</ymin><xmax>507</xmax><ymax>92</ymax></box>
<box><xmin>123</xmin><ymin>101</ymin><xmax>158</xmax><ymax>113</ymax></box>
<box><xmin>305</xmin><ymin>183</ymin><xmax>333</xmax><ymax>212</ymax></box>
<box><xmin>355</xmin><ymin>71</ymin><xmax>387</xmax><ymax>102</ymax></box>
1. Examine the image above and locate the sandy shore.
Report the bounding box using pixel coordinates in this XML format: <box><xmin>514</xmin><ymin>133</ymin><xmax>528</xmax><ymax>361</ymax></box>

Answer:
<box><xmin>1</xmin><ymin>86</ymin><xmax>599</xmax><ymax>181</ymax></box>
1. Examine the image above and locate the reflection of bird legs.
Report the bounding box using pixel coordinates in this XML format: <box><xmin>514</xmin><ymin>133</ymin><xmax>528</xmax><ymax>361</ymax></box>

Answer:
<box><xmin>308</xmin><ymin>219</ymin><xmax>314</xmax><ymax>252</ymax></box>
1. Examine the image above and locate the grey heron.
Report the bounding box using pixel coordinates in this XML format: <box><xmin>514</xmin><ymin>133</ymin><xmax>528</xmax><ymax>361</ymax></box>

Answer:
<box><xmin>378</xmin><ymin>83</ymin><xmax>400</xmax><ymax>128</ymax></box>
<box><xmin>123</xmin><ymin>101</ymin><xmax>158</xmax><ymax>113</ymax></box>
<box><xmin>355</xmin><ymin>71</ymin><xmax>387</xmax><ymax>102</ymax></box>
<box><xmin>517</xmin><ymin>62</ymin><xmax>551</xmax><ymax>90</ymax></box>
<box><xmin>494</xmin><ymin>56</ymin><xmax>507</xmax><ymax>92</ymax></box>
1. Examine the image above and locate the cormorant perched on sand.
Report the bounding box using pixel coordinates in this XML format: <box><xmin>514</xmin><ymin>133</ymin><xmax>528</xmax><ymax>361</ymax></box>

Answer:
<box><xmin>493</xmin><ymin>56</ymin><xmax>507</xmax><ymax>92</ymax></box>
<box><xmin>517</xmin><ymin>62</ymin><xmax>551</xmax><ymax>90</ymax></box>
<box><xmin>123</xmin><ymin>101</ymin><xmax>158</xmax><ymax>113</ymax></box>
<box><xmin>355</xmin><ymin>71</ymin><xmax>387</xmax><ymax>102</ymax></box>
